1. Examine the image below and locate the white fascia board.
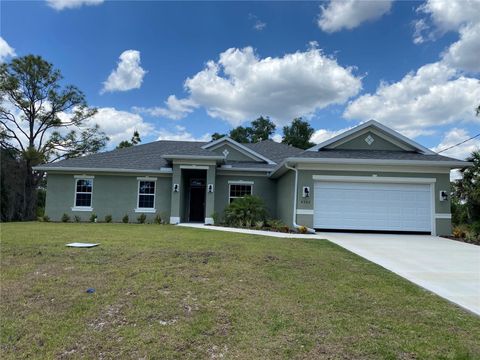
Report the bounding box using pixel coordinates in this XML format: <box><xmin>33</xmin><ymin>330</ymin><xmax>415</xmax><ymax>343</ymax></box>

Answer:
<box><xmin>312</xmin><ymin>175</ymin><xmax>437</xmax><ymax>184</ymax></box>
<box><xmin>202</xmin><ymin>136</ymin><xmax>276</xmax><ymax>165</ymax></box>
<box><xmin>269</xmin><ymin>157</ymin><xmax>471</xmax><ymax>178</ymax></box>
<box><xmin>32</xmin><ymin>166</ymin><xmax>174</xmax><ymax>175</ymax></box>
<box><xmin>307</xmin><ymin>120</ymin><xmax>436</xmax><ymax>155</ymax></box>
<box><xmin>162</xmin><ymin>155</ymin><xmax>224</xmax><ymax>160</ymax></box>
<box><xmin>219</xmin><ymin>166</ymin><xmax>273</xmax><ymax>172</ymax></box>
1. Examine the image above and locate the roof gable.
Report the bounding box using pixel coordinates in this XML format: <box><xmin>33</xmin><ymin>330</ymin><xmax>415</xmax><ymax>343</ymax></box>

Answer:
<box><xmin>202</xmin><ymin>137</ymin><xmax>276</xmax><ymax>164</ymax></box>
<box><xmin>308</xmin><ymin>120</ymin><xmax>435</xmax><ymax>155</ymax></box>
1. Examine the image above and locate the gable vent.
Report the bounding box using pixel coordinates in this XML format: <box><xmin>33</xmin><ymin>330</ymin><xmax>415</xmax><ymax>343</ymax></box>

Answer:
<box><xmin>365</xmin><ymin>135</ymin><xmax>374</xmax><ymax>145</ymax></box>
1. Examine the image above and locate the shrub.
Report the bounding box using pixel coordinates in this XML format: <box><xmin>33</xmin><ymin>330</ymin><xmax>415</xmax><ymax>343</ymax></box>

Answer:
<box><xmin>89</xmin><ymin>213</ymin><xmax>97</xmax><ymax>223</ymax></box>
<box><xmin>297</xmin><ymin>225</ymin><xmax>308</xmax><ymax>234</ymax></box>
<box><xmin>105</xmin><ymin>214</ymin><xmax>112</xmax><ymax>223</ymax></box>
<box><xmin>74</xmin><ymin>215</ymin><xmax>81</xmax><ymax>223</ymax></box>
<box><xmin>137</xmin><ymin>213</ymin><xmax>146</xmax><ymax>224</ymax></box>
<box><xmin>61</xmin><ymin>213</ymin><xmax>70</xmax><ymax>223</ymax></box>
<box><xmin>224</xmin><ymin>195</ymin><xmax>267</xmax><ymax>228</ymax></box>
<box><xmin>254</xmin><ymin>220</ymin><xmax>264</xmax><ymax>230</ymax></box>
<box><xmin>122</xmin><ymin>214</ymin><xmax>129</xmax><ymax>223</ymax></box>
<box><xmin>211</xmin><ymin>212</ymin><xmax>220</xmax><ymax>225</ymax></box>
<box><xmin>268</xmin><ymin>219</ymin><xmax>290</xmax><ymax>233</ymax></box>
<box><xmin>452</xmin><ymin>225</ymin><xmax>468</xmax><ymax>239</ymax></box>
<box><xmin>42</xmin><ymin>215</ymin><xmax>50</xmax><ymax>222</ymax></box>
<box><xmin>154</xmin><ymin>213</ymin><xmax>162</xmax><ymax>224</ymax></box>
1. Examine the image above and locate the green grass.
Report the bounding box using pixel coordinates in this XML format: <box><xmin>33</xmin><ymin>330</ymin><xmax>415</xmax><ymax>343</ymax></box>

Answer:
<box><xmin>1</xmin><ymin>223</ymin><xmax>479</xmax><ymax>359</ymax></box>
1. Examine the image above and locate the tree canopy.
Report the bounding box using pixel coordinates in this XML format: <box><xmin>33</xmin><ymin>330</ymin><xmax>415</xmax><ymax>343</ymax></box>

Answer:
<box><xmin>281</xmin><ymin>117</ymin><xmax>315</xmax><ymax>150</ymax></box>
<box><xmin>117</xmin><ymin>130</ymin><xmax>141</xmax><ymax>149</ymax></box>
<box><xmin>210</xmin><ymin>116</ymin><xmax>276</xmax><ymax>143</ymax></box>
<box><xmin>0</xmin><ymin>55</ymin><xmax>107</xmax><ymax>220</ymax></box>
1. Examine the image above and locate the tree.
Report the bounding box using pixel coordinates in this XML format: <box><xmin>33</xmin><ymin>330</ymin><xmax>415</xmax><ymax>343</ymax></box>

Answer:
<box><xmin>229</xmin><ymin>126</ymin><xmax>251</xmax><ymax>143</ymax></box>
<box><xmin>452</xmin><ymin>150</ymin><xmax>480</xmax><ymax>223</ymax></box>
<box><xmin>211</xmin><ymin>132</ymin><xmax>226</xmax><ymax>141</ymax></box>
<box><xmin>117</xmin><ymin>130</ymin><xmax>141</xmax><ymax>149</ymax></box>
<box><xmin>249</xmin><ymin>116</ymin><xmax>275</xmax><ymax>142</ymax></box>
<box><xmin>0</xmin><ymin>55</ymin><xmax>108</xmax><ymax>220</ymax></box>
<box><xmin>282</xmin><ymin>117</ymin><xmax>315</xmax><ymax>149</ymax></box>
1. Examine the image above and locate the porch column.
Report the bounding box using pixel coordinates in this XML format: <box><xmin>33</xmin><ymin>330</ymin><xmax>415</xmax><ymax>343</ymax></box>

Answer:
<box><xmin>169</xmin><ymin>164</ymin><xmax>182</xmax><ymax>224</ymax></box>
<box><xmin>205</xmin><ymin>165</ymin><xmax>216</xmax><ymax>224</ymax></box>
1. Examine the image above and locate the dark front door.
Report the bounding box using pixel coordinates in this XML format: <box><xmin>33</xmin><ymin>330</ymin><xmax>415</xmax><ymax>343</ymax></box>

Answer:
<box><xmin>189</xmin><ymin>179</ymin><xmax>206</xmax><ymax>222</ymax></box>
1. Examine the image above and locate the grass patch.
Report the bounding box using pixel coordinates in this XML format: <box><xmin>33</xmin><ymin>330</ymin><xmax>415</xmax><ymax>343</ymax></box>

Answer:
<box><xmin>1</xmin><ymin>223</ymin><xmax>479</xmax><ymax>359</ymax></box>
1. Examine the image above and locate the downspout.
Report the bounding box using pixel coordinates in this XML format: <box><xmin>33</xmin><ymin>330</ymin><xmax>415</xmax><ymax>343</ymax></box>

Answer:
<box><xmin>284</xmin><ymin>163</ymin><xmax>316</xmax><ymax>234</ymax></box>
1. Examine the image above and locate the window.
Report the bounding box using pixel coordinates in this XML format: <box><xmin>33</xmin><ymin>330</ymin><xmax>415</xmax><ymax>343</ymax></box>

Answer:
<box><xmin>138</xmin><ymin>180</ymin><xmax>155</xmax><ymax>209</ymax></box>
<box><xmin>229</xmin><ymin>183</ymin><xmax>252</xmax><ymax>203</ymax></box>
<box><xmin>74</xmin><ymin>178</ymin><xmax>93</xmax><ymax>208</ymax></box>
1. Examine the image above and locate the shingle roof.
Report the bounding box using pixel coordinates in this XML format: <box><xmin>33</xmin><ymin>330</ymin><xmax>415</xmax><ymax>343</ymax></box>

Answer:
<box><xmin>244</xmin><ymin>140</ymin><xmax>304</xmax><ymax>163</ymax></box>
<box><xmin>39</xmin><ymin>140</ymin><xmax>210</xmax><ymax>170</ymax></box>
<box><xmin>292</xmin><ymin>149</ymin><xmax>461</xmax><ymax>162</ymax></box>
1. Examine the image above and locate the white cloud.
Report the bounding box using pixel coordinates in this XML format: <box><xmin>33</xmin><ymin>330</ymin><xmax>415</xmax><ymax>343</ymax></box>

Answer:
<box><xmin>344</xmin><ymin>62</ymin><xmax>480</xmax><ymax>138</ymax></box>
<box><xmin>46</xmin><ymin>0</ymin><xmax>104</xmax><ymax>10</ymax></box>
<box><xmin>432</xmin><ymin>128</ymin><xmax>480</xmax><ymax>160</ymax></box>
<box><xmin>318</xmin><ymin>0</ymin><xmax>393</xmax><ymax>33</ymax></box>
<box><xmin>101</xmin><ymin>50</ymin><xmax>147</xmax><ymax>94</ymax></box>
<box><xmin>413</xmin><ymin>0</ymin><xmax>480</xmax><ymax>73</ymax></box>
<box><xmin>443</xmin><ymin>23</ymin><xmax>480</xmax><ymax>73</ymax></box>
<box><xmin>0</xmin><ymin>37</ymin><xmax>16</xmax><ymax>63</ymax></box>
<box><xmin>311</xmin><ymin>127</ymin><xmax>351</xmax><ymax>144</ymax></box>
<box><xmin>86</xmin><ymin>107</ymin><xmax>155</xmax><ymax>147</ymax></box>
<box><xmin>132</xmin><ymin>95</ymin><xmax>198</xmax><ymax>120</ymax></box>
<box><xmin>156</xmin><ymin>125</ymin><xmax>210</xmax><ymax>142</ymax></box>
<box><xmin>163</xmin><ymin>46</ymin><xmax>361</xmax><ymax>127</ymax></box>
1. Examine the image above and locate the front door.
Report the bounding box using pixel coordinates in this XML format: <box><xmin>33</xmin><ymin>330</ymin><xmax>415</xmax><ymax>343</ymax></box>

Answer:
<box><xmin>189</xmin><ymin>179</ymin><xmax>206</xmax><ymax>222</ymax></box>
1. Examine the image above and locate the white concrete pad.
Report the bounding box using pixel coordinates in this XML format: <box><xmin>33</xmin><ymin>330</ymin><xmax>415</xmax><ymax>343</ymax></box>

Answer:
<box><xmin>317</xmin><ymin>232</ymin><xmax>480</xmax><ymax>316</ymax></box>
<box><xmin>178</xmin><ymin>223</ymin><xmax>480</xmax><ymax>315</ymax></box>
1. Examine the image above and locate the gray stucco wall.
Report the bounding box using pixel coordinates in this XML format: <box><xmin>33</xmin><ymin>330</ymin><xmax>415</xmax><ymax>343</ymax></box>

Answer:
<box><xmin>45</xmin><ymin>173</ymin><xmax>171</xmax><ymax>222</ymax></box>
<box><xmin>213</xmin><ymin>174</ymin><xmax>277</xmax><ymax>221</ymax></box>
<box><xmin>292</xmin><ymin>169</ymin><xmax>451</xmax><ymax>235</ymax></box>
<box><xmin>276</xmin><ymin>170</ymin><xmax>295</xmax><ymax>226</ymax></box>
<box><xmin>211</xmin><ymin>144</ymin><xmax>257</xmax><ymax>162</ymax></box>
<box><xmin>329</xmin><ymin>131</ymin><xmax>409</xmax><ymax>151</ymax></box>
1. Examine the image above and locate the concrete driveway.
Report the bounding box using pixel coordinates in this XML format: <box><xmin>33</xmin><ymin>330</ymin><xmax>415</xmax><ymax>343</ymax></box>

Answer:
<box><xmin>319</xmin><ymin>232</ymin><xmax>480</xmax><ymax>316</ymax></box>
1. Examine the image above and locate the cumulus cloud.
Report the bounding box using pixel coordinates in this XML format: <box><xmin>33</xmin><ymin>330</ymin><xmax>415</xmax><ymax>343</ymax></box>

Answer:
<box><xmin>344</xmin><ymin>62</ymin><xmax>480</xmax><ymax>138</ymax></box>
<box><xmin>318</xmin><ymin>0</ymin><xmax>393</xmax><ymax>33</ymax></box>
<box><xmin>101</xmin><ymin>50</ymin><xmax>147</xmax><ymax>94</ymax></box>
<box><xmin>311</xmin><ymin>127</ymin><xmax>351</xmax><ymax>144</ymax></box>
<box><xmin>413</xmin><ymin>0</ymin><xmax>480</xmax><ymax>73</ymax></box>
<box><xmin>46</xmin><ymin>0</ymin><xmax>104</xmax><ymax>10</ymax></box>
<box><xmin>0</xmin><ymin>37</ymin><xmax>16</xmax><ymax>63</ymax></box>
<box><xmin>85</xmin><ymin>107</ymin><xmax>155</xmax><ymax>147</ymax></box>
<box><xmin>156</xmin><ymin>125</ymin><xmax>210</xmax><ymax>142</ymax></box>
<box><xmin>432</xmin><ymin>128</ymin><xmax>480</xmax><ymax>160</ymax></box>
<box><xmin>132</xmin><ymin>95</ymin><xmax>198</xmax><ymax>120</ymax></box>
<box><xmin>155</xmin><ymin>46</ymin><xmax>361</xmax><ymax>127</ymax></box>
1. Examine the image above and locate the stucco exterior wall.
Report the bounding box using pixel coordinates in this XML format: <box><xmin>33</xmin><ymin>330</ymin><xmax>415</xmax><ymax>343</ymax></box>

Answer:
<box><xmin>45</xmin><ymin>173</ymin><xmax>171</xmax><ymax>222</ymax></box>
<box><xmin>292</xmin><ymin>169</ymin><xmax>451</xmax><ymax>235</ymax></box>
<box><xmin>276</xmin><ymin>170</ymin><xmax>295</xmax><ymax>226</ymax></box>
<box><xmin>213</xmin><ymin>174</ymin><xmax>277</xmax><ymax>221</ymax></box>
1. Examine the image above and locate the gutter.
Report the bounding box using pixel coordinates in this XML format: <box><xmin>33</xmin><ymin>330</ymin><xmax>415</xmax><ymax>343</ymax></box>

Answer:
<box><xmin>32</xmin><ymin>166</ymin><xmax>173</xmax><ymax>175</ymax></box>
<box><xmin>284</xmin><ymin>163</ymin><xmax>316</xmax><ymax>234</ymax></box>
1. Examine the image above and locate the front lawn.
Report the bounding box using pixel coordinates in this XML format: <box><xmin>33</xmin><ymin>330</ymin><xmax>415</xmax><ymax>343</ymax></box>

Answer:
<box><xmin>1</xmin><ymin>223</ymin><xmax>479</xmax><ymax>359</ymax></box>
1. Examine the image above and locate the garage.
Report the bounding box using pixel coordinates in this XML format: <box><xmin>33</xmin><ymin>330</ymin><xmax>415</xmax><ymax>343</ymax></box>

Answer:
<box><xmin>313</xmin><ymin>176</ymin><xmax>433</xmax><ymax>233</ymax></box>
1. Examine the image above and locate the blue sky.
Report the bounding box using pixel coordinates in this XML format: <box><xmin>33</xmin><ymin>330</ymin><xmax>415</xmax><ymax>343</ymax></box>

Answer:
<box><xmin>1</xmin><ymin>0</ymin><xmax>479</xmax><ymax>159</ymax></box>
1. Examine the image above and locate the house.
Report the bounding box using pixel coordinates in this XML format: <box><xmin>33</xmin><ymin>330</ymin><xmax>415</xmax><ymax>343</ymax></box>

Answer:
<box><xmin>34</xmin><ymin>120</ymin><xmax>469</xmax><ymax>236</ymax></box>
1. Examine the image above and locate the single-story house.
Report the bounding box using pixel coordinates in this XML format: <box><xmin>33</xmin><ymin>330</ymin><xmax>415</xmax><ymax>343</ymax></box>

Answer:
<box><xmin>34</xmin><ymin>120</ymin><xmax>470</xmax><ymax>235</ymax></box>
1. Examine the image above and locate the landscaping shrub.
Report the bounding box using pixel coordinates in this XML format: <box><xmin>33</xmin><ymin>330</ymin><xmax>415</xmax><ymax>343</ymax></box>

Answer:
<box><xmin>452</xmin><ymin>225</ymin><xmax>468</xmax><ymax>239</ymax></box>
<box><xmin>122</xmin><ymin>214</ymin><xmax>129</xmax><ymax>223</ymax></box>
<box><xmin>105</xmin><ymin>214</ymin><xmax>112</xmax><ymax>223</ymax></box>
<box><xmin>89</xmin><ymin>213</ymin><xmax>97</xmax><ymax>223</ymax></box>
<box><xmin>74</xmin><ymin>215</ymin><xmax>81</xmax><ymax>223</ymax></box>
<box><xmin>268</xmin><ymin>219</ymin><xmax>290</xmax><ymax>233</ymax></box>
<box><xmin>154</xmin><ymin>213</ymin><xmax>162</xmax><ymax>224</ymax></box>
<box><xmin>224</xmin><ymin>195</ymin><xmax>267</xmax><ymax>228</ymax></box>
<box><xmin>137</xmin><ymin>213</ymin><xmax>146</xmax><ymax>224</ymax></box>
<box><xmin>61</xmin><ymin>213</ymin><xmax>70</xmax><ymax>223</ymax></box>
<box><xmin>42</xmin><ymin>215</ymin><xmax>50</xmax><ymax>222</ymax></box>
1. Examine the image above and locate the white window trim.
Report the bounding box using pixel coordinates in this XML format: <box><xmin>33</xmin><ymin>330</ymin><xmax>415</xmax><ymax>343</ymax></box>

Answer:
<box><xmin>135</xmin><ymin>178</ymin><xmax>157</xmax><ymax>213</ymax></box>
<box><xmin>228</xmin><ymin>181</ymin><xmax>254</xmax><ymax>203</ymax></box>
<box><xmin>72</xmin><ymin>176</ymin><xmax>94</xmax><ymax>211</ymax></box>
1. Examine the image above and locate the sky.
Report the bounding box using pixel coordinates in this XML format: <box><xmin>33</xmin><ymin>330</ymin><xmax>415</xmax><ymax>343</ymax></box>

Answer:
<box><xmin>1</xmin><ymin>0</ymin><xmax>479</xmax><ymax>160</ymax></box>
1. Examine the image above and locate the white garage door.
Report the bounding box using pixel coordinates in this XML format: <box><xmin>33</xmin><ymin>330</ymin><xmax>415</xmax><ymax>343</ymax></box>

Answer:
<box><xmin>314</xmin><ymin>181</ymin><xmax>432</xmax><ymax>232</ymax></box>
